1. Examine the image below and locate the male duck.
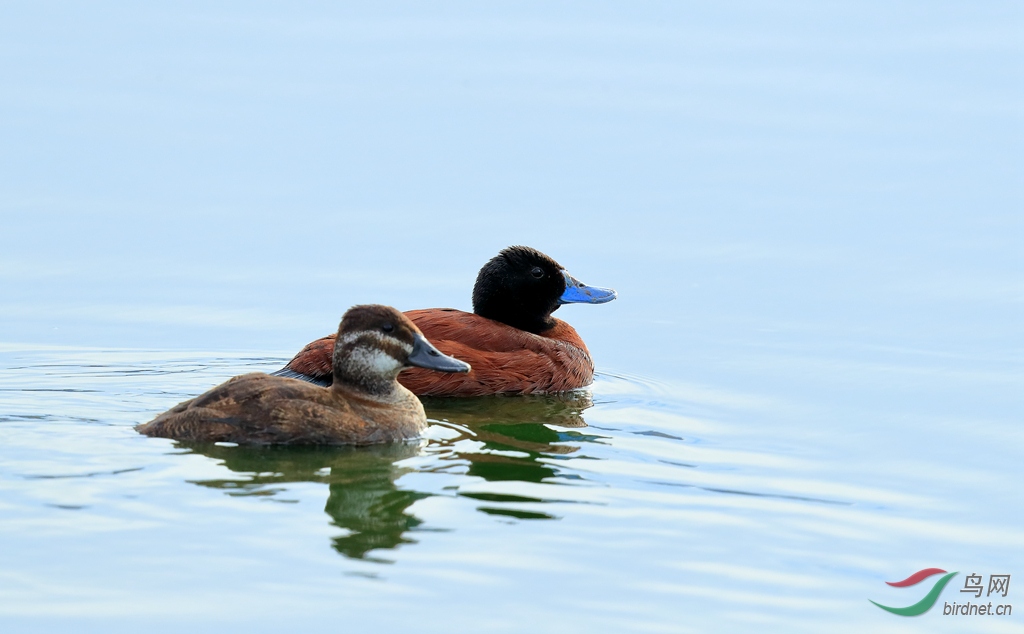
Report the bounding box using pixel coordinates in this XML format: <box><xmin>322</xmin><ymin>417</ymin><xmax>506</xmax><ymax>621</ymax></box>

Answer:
<box><xmin>137</xmin><ymin>305</ymin><xmax>470</xmax><ymax>445</ymax></box>
<box><xmin>274</xmin><ymin>246</ymin><xmax>616</xmax><ymax>396</ymax></box>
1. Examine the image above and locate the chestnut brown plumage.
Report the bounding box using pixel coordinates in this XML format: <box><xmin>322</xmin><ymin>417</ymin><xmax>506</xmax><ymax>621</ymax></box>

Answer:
<box><xmin>136</xmin><ymin>305</ymin><xmax>470</xmax><ymax>445</ymax></box>
<box><xmin>273</xmin><ymin>246</ymin><xmax>615</xmax><ymax>396</ymax></box>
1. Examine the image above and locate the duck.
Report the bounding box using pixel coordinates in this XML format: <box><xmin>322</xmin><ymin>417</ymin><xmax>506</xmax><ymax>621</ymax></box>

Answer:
<box><xmin>273</xmin><ymin>246</ymin><xmax>616</xmax><ymax>396</ymax></box>
<box><xmin>136</xmin><ymin>305</ymin><xmax>470</xmax><ymax>445</ymax></box>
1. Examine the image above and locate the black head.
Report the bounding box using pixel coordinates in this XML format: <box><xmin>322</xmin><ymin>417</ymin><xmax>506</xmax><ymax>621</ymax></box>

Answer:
<box><xmin>471</xmin><ymin>246</ymin><xmax>568</xmax><ymax>334</ymax></box>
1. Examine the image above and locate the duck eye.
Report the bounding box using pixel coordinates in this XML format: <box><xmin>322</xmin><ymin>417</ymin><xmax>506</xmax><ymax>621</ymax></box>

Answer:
<box><xmin>382</xmin><ymin>323</ymin><xmax>394</xmax><ymax>333</ymax></box>
<box><xmin>530</xmin><ymin>267</ymin><xmax>544</xmax><ymax>279</ymax></box>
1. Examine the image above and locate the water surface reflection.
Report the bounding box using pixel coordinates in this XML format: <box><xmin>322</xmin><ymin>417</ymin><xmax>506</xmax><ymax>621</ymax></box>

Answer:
<box><xmin>184</xmin><ymin>442</ymin><xmax>426</xmax><ymax>561</ymax></box>
<box><xmin>180</xmin><ymin>391</ymin><xmax>604</xmax><ymax>559</ymax></box>
<box><xmin>424</xmin><ymin>392</ymin><xmax>604</xmax><ymax>520</ymax></box>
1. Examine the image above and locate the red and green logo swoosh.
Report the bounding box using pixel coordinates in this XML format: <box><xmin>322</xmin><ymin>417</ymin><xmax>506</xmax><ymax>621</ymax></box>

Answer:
<box><xmin>871</xmin><ymin>568</ymin><xmax>958</xmax><ymax>616</ymax></box>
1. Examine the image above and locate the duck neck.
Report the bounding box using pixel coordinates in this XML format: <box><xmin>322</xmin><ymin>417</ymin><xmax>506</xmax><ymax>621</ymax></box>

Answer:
<box><xmin>332</xmin><ymin>368</ymin><xmax>399</xmax><ymax>399</ymax></box>
<box><xmin>474</xmin><ymin>299</ymin><xmax>559</xmax><ymax>334</ymax></box>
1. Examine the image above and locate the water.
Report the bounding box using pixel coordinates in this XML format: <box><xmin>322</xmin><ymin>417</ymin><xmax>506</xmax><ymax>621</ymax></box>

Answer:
<box><xmin>1</xmin><ymin>345</ymin><xmax>1020</xmax><ymax>632</ymax></box>
<box><xmin>1</xmin><ymin>2</ymin><xmax>1022</xmax><ymax>632</ymax></box>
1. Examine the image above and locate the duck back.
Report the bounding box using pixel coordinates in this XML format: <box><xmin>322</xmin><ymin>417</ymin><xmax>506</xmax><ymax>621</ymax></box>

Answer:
<box><xmin>137</xmin><ymin>373</ymin><xmax>427</xmax><ymax>445</ymax></box>
<box><xmin>399</xmin><ymin>309</ymin><xmax>593</xmax><ymax>396</ymax></box>
<box><xmin>274</xmin><ymin>309</ymin><xmax>595</xmax><ymax>396</ymax></box>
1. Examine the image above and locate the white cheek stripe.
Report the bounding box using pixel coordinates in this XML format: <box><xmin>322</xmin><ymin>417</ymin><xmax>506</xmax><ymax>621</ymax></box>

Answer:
<box><xmin>336</xmin><ymin>330</ymin><xmax>414</xmax><ymax>376</ymax></box>
<box><xmin>339</xmin><ymin>330</ymin><xmax>414</xmax><ymax>354</ymax></box>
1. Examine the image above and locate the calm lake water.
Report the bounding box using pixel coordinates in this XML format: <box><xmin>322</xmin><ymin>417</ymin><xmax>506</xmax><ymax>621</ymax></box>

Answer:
<box><xmin>1</xmin><ymin>2</ymin><xmax>1021</xmax><ymax>632</ymax></box>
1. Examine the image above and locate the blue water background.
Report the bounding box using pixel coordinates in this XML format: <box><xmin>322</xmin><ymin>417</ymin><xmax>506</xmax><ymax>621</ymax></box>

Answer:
<box><xmin>1</xmin><ymin>2</ymin><xmax>1021</xmax><ymax>632</ymax></box>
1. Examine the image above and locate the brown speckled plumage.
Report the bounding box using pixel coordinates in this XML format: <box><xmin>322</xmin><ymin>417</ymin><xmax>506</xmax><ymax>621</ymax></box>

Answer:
<box><xmin>137</xmin><ymin>305</ymin><xmax>467</xmax><ymax>445</ymax></box>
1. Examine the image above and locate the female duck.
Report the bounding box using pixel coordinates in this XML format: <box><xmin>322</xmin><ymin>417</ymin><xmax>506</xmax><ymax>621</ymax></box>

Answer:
<box><xmin>137</xmin><ymin>305</ymin><xmax>470</xmax><ymax>445</ymax></box>
<box><xmin>274</xmin><ymin>246</ymin><xmax>616</xmax><ymax>396</ymax></box>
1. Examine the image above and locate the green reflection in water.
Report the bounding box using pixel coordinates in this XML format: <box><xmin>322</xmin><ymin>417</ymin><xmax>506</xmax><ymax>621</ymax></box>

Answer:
<box><xmin>179</xmin><ymin>391</ymin><xmax>603</xmax><ymax>562</ymax></box>
<box><xmin>477</xmin><ymin>507</ymin><xmax>558</xmax><ymax>520</ymax></box>
<box><xmin>182</xmin><ymin>442</ymin><xmax>425</xmax><ymax>562</ymax></box>
<box><xmin>423</xmin><ymin>391</ymin><xmax>604</xmax><ymax>485</ymax></box>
